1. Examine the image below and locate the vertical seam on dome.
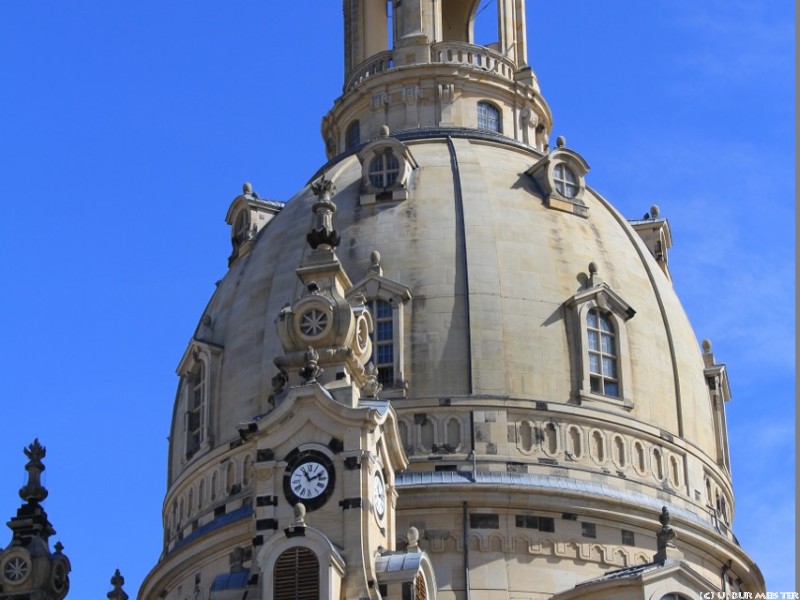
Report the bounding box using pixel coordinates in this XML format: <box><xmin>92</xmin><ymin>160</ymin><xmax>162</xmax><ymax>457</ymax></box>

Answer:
<box><xmin>446</xmin><ymin>135</ymin><xmax>474</xmax><ymax>395</ymax></box>
<box><xmin>588</xmin><ymin>187</ymin><xmax>685</xmax><ymax>439</ymax></box>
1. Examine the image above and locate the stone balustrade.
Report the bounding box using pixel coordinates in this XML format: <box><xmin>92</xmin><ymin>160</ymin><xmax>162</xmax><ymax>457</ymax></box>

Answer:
<box><xmin>344</xmin><ymin>43</ymin><xmax>518</xmax><ymax>92</ymax></box>
<box><xmin>431</xmin><ymin>41</ymin><xmax>517</xmax><ymax>80</ymax></box>
<box><xmin>344</xmin><ymin>50</ymin><xmax>395</xmax><ymax>92</ymax></box>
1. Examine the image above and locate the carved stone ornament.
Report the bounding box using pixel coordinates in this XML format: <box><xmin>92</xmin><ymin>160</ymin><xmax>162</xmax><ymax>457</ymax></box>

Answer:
<box><xmin>107</xmin><ymin>569</ymin><xmax>129</xmax><ymax>600</ymax></box>
<box><xmin>307</xmin><ymin>174</ymin><xmax>341</xmax><ymax>249</ymax></box>
<box><xmin>362</xmin><ymin>362</ymin><xmax>382</xmax><ymax>398</ymax></box>
<box><xmin>299</xmin><ymin>347</ymin><xmax>324</xmax><ymax>383</ymax></box>
<box><xmin>19</xmin><ymin>438</ymin><xmax>48</xmax><ymax>503</ymax></box>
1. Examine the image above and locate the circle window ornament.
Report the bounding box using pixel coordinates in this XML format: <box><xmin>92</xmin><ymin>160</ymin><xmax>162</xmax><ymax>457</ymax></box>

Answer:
<box><xmin>2</xmin><ymin>554</ymin><xmax>31</xmax><ymax>584</ymax></box>
<box><xmin>553</xmin><ymin>163</ymin><xmax>578</xmax><ymax>198</ymax></box>
<box><xmin>355</xmin><ymin>314</ymin><xmax>370</xmax><ymax>355</ymax></box>
<box><xmin>299</xmin><ymin>308</ymin><xmax>329</xmax><ymax>337</ymax></box>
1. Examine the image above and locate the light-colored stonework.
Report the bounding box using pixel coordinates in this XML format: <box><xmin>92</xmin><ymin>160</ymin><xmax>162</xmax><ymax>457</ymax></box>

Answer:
<box><xmin>137</xmin><ymin>2</ymin><xmax>763</xmax><ymax>599</ymax></box>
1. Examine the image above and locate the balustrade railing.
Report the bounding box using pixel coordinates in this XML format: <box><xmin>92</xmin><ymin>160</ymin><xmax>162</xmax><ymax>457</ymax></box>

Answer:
<box><xmin>344</xmin><ymin>50</ymin><xmax>395</xmax><ymax>92</ymax></box>
<box><xmin>431</xmin><ymin>41</ymin><xmax>516</xmax><ymax>80</ymax></box>
<box><xmin>344</xmin><ymin>43</ymin><xmax>517</xmax><ymax>92</ymax></box>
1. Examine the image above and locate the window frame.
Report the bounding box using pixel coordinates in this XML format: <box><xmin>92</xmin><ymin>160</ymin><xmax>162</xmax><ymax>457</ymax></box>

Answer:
<box><xmin>176</xmin><ymin>340</ymin><xmax>223</xmax><ymax>463</ymax></box>
<box><xmin>477</xmin><ymin>101</ymin><xmax>502</xmax><ymax>133</ymax></box>
<box><xmin>565</xmin><ymin>284</ymin><xmax>635</xmax><ymax>409</ymax></box>
<box><xmin>345</xmin><ymin>119</ymin><xmax>361</xmax><ymax>150</ymax></box>
<box><xmin>346</xmin><ymin>271</ymin><xmax>412</xmax><ymax>398</ymax></box>
<box><xmin>586</xmin><ymin>308</ymin><xmax>619</xmax><ymax>397</ymax></box>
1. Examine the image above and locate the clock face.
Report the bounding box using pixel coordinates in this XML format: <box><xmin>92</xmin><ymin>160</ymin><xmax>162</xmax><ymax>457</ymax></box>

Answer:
<box><xmin>373</xmin><ymin>471</ymin><xmax>386</xmax><ymax>520</ymax></box>
<box><xmin>290</xmin><ymin>460</ymin><xmax>330</xmax><ymax>500</ymax></box>
<box><xmin>283</xmin><ymin>450</ymin><xmax>336</xmax><ymax>511</ymax></box>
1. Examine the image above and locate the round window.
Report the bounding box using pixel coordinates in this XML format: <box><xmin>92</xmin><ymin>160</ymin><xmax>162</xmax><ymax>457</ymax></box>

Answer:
<box><xmin>2</xmin><ymin>555</ymin><xmax>30</xmax><ymax>584</ymax></box>
<box><xmin>554</xmin><ymin>163</ymin><xmax>578</xmax><ymax>198</ymax></box>
<box><xmin>299</xmin><ymin>308</ymin><xmax>329</xmax><ymax>337</ymax></box>
<box><xmin>368</xmin><ymin>152</ymin><xmax>400</xmax><ymax>188</ymax></box>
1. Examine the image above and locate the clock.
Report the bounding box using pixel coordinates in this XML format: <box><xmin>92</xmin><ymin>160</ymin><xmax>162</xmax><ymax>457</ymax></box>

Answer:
<box><xmin>283</xmin><ymin>450</ymin><xmax>335</xmax><ymax>511</ymax></box>
<box><xmin>373</xmin><ymin>470</ymin><xmax>386</xmax><ymax>520</ymax></box>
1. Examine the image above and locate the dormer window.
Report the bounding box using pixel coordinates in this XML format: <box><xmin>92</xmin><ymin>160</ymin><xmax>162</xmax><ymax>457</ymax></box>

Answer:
<box><xmin>565</xmin><ymin>270</ymin><xmax>635</xmax><ymax>409</ymax></box>
<box><xmin>177</xmin><ymin>339</ymin><xmax>223</xmax><ymax>462</ymax></box>
<box><xmin>225</xmin><ymin>183</ymin><xmax>283</xmax><ymax>267</ymax></box>
<box><xmin>346</xmin><ymin>254</ymin><xmax>412</xmax><ymax>398</ymax></box>
<box><xmin>187</xmin><ymin>361</ymin><xmax>205</xmax><ymax>455</ymax></box>
<box><xmin>525</xmin><ymin>138</ymin><xmax>590</xmax><ymax>218</ymax></box>
<box><xmin>477</xmin><ymin>101</ymin><xmax>501</xmax><ymax>133</ymax></box>
<box><xmin>357</xmin><ymin>133</ymin><xmax>418</xmax><ymax>205</ymax></box>
<box><xmin>368</xmin><ymin>299</ymin><xmax>395</xmax><ymax>386</ymax></box>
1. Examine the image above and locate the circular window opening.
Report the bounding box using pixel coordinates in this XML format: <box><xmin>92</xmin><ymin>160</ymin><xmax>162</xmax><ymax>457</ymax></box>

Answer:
<box><xmin>368</xmin><ymin>152</ymin><xmax>400</xmax><ymax>188</ymax></box>
<box><xmin>3</xmin><ymin>556</ymin><xmax>30</xmax><ymax>583</ymax></box>
<box><xmin>299</xmin><ymin>308</ymin><xmax>329</xmax><ymax>337</ymax></box>
<box><xmin>554</xmin><ymin>163</ymin><xmax>579</xmax><ymax>198</ymax></box>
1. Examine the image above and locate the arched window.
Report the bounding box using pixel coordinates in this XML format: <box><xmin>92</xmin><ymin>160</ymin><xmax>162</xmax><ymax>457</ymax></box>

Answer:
<box><xmin>477</xmin><ymin>101</ymin><xmax>501</xmax><ymax>132</ymax></box>
<box><xmin>186</xmin><ymin>361</ymin><xmax>206</xmax><ymax>457</ymax></box>
<box><xmin>554</xmin><ymin>163</ymin><xmax>579</xmax><ymax>198</ymax></box>
<box><xmin>273</xmin><ymin>547</ymin><xmax>319</xmax><ymax>600</ymax></box>
<box><xmin>368</xmin><ymin>151</ymin><xmax>401</xmax><ymax>189</ymax></box>
<box><xmin>368</xmin><ymin>299</ymin><xmax>395</xmax><ymax>385</ymax></box>
<box><xmin>587</xmin><ymin>309</ymin><xmax>619</xmax><ymax>397</ymax></box>
<box><xmin>345</xmin><ymin>120</ymin><xmax>361</xmax><ymax>150</ymax></box>
<box><xmin>232</xmin><ymin>210</ymin><xmax>250</xmax><ymax>247</ymax></box>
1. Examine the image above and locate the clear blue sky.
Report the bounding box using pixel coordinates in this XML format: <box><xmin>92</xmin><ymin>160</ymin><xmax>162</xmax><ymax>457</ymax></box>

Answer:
<box><xmin>0</xmin><ymin>1</ymin><xmax>794</xmax><ymax>596</ymax></box>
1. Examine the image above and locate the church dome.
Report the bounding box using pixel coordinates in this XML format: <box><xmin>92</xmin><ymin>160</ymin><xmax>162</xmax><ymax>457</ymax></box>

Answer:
<box><xmin>141</xmin><ymin>2</ymin><xmax>762</xmax><ymax>598</ymax></box>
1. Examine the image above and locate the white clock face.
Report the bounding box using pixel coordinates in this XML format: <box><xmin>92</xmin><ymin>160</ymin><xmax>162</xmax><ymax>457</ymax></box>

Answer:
<box><xmin>290</xmin><ymin>460</ymin><xmax>331</xmax><ymax>500</ymax></box>
<box><xmin>373</xmin><ymin>471</ymin><xmax>386</xmax><ymax>519</ymax></box>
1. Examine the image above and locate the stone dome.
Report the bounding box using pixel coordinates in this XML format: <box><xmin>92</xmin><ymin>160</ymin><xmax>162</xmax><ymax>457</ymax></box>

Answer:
<box><xmin>177</xmin><ymin>132</ymin><xmax>715</xmax><ymax>464</ymax></box>
<box><xmin>142</xmin><ymin>2</ymin><xmax>762</xmax><ymax>597</ymax></box>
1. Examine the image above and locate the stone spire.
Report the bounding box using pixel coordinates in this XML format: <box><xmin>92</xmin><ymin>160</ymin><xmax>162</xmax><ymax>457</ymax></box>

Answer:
<box><xmin>19</xmin><ymin>437</ymin><xmax>48</xmax><ymax>503</ymax></box>
<box><xmin>106</xmin><ymin>569</ymin><xmax>129</xmax><ymax>600</ymax></box>
<box><xmin>0</xmin><ymin>440</ymin><xmax>71</xmax><ymax>599</ymax></box>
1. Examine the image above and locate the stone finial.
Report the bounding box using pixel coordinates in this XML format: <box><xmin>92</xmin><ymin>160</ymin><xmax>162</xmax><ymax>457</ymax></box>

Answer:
<box><xmin>362</xmin><ymin>362</ymin><xmax>383</xmax><ymax>399</ymax></box>
<box><xmin>650</xmin><ymin>204</ymin><xmax>660</xmax><ymax>219</ymax></box>
<box><xmin>702</xmin><ymin>338</ymin><xmax>715</xmax><ymax>367</ymax></box>
<box><xmin>19</xmin><ymin>438</ymin><xmax>48</xmax><ymax>503</ymax></box>
<box><xmin>230</xmin><ymin>547</ymin><xmax>245</xmax><ymax>573</ymax></box>
<box><xmin>293</xmin><ymin>503</ymin><xmax>307</xmax><ymax>526</ymax></box>
<box><xmin>369</xmin><ymin>250</ymin><xmax>383</xmax><ymax>275</ymax></box>
<box><xmin>379</xmin><ymin>125</ymin><xmax>391</xmax><ymax>137</ymax></box>
<box><xmin>587</xmin><ymin>261</ymin><xmax>601</xmax><ymax>287</ymax></box>
<box><xmin>242</xmin><ymin>182</ymin><xmax>259</xmax><ymax>199</ymax></box>
<box><xmin>654</xmin><ymin>506</ymin><xmax>682</xmax><ymax>563</ymax></box>
<box><xmin>307</xmin><ymin>174</ymin><xmax>341</xmax><ymax>250</ymax></box>
<box><xmin>299</xmin><ymin>347</ymin><xmax>323</xmax><ymax>383</ymax></box>
<box><xmin>556</xmin><ymin>135</ymin><xmax>566</xmax><ymax>148</ymax></box>
<box><xmin>406</xmin><ymin>527</ymin><xmax>420</xmax><ymax>552</ymax></box>
<box><xmin>107</xmin><ymin>569</ymin><xmax>129</xmax><ymax>600</ymax></box>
